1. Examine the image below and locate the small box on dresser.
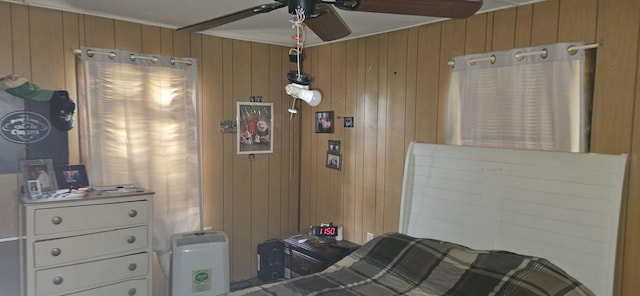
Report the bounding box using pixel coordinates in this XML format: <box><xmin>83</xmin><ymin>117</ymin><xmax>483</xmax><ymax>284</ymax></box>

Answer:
<box><xmin>21</xmin><ymin>189</ymin><xmax>154</xmax><ymax>296</ymax></box>
<box><xmin>283</xmin><ymin>234</ymin><xmax>359</xmax><ymax>278</ymax></box>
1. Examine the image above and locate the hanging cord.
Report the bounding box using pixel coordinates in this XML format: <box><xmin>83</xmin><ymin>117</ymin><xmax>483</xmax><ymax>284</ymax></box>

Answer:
<box><xmin>290</xmin><ymin>8</ymin><xmax>306</xmax><ymax>76</ymax></box>
<box><xmin>288</xmin><ymin>8</ymin><xmax>307</xmax><ymax>119</ymax></box>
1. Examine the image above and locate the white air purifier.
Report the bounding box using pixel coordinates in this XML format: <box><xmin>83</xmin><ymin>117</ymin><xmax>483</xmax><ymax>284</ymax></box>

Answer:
<box><xmin>171</xmin><ymin>230</ymin><xmax>230</xmax><ymax>296</ymax></box>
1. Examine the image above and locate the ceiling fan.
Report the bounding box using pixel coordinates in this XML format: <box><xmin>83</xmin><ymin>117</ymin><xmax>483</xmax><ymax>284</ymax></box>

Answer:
<box><xmin>177</xmin><ymin>0</ymin><xmax>484</xmax><ymax>42</ymax></box>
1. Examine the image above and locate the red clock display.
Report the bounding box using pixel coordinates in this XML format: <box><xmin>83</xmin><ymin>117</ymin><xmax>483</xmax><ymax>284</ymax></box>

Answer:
<box><xmin>313</xmin><ymin>225</ymin><xmax>338</xmax><ymax>237</ymax></box>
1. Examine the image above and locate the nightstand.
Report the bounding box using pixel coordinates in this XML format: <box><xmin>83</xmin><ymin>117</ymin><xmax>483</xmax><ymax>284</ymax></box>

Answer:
<box><xmin>283</xmin><ymin>234</ymin><xmax>360</xmax><ymax>278</ymax></box>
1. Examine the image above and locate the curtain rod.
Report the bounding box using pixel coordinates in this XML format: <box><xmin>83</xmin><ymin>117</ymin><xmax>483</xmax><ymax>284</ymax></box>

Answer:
<box><xmin>72</xmin><ymin>49</ymin><xmax>193</xmax><ymax>66</ymax></box>
<box><xmin>447</xmin><ymin>43</ymin><xmax>600</xmax><ymax>67</ymax></box>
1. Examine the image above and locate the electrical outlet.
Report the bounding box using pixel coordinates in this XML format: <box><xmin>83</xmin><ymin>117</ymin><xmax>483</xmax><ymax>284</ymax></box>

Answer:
<box><xmin>366</xmin><ymin>232</ymin><xmax>374</xmax><ymax>242</ymax></box>
<box><xmin>203</xmin><ymin>226</ymin><xmax>213</xmax><ymax>231</ymax></box>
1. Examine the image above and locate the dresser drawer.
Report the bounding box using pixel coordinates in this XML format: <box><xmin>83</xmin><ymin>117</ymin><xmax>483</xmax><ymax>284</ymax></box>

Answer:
<box><xmin>34</xmin><ymin>200</ymin><xmax>149</xmax><ymax>235</ymax></box>
<box><xmin>290</xmin><ymin>249</ymin><xmax>324</xmax><ymax>276</ymax></box>
<box><xmin>34</xmin><ymin>226</ymin><xmax>148</xmax><ymax>268</ymax></box>
<box><xmin>67</xmin><ymin>279</ymin><xmax>148</xmax><ymax>296</ymax></box>
<box><xmin>35</xmin><ymin>252</ymin><xmax>149</xmax><ymax>295</ymax></box>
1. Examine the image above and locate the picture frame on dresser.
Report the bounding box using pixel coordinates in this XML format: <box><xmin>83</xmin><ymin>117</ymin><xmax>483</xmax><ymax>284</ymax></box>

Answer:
<box><xmin>27</xmin><ymin>180</ymin><xmax>42</xmax><ymax>196</ymax></box>
<box><xmin>54</xmin><ymin>164</ymin><xmax>89</xmax><ymax>190</ymax></box>
<box><xmin>20</xmin><ymin>159</ymin><xmax>57</xmax><ymax>195</ymax></box>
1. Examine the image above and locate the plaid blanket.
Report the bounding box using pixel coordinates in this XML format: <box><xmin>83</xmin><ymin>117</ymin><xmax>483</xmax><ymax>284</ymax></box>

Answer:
<box><xmin>227</xmin><ymin>232</ymin><xmax>595</xmax><ymax>296</ymax></box>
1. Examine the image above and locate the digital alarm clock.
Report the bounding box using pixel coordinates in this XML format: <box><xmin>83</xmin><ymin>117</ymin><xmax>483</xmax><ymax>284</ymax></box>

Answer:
<box><xmin>310</xmin><ymin>225</ymin><xmax>338</xmax><ymax>237</ymax></box>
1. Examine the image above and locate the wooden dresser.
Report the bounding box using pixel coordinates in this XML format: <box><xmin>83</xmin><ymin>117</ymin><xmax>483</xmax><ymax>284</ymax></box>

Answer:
<box><xmin>283</xmin><ymin>234</ymin><xmax>359</xmax><ymax>278</ymax></box>
<box><xmin>22</xmin><ymin>189</ymin><xmax>153</xmax><ymax>296</ymax></box>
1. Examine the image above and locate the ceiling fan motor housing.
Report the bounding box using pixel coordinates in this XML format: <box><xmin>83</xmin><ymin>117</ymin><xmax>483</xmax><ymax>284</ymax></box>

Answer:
<box><xmin>289</xmin><ymin>0</ymin><xmax>317</xmax><ymax>17</ymax></box>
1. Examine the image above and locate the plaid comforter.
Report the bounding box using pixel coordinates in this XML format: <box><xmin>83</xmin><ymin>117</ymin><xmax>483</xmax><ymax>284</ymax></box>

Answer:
<box><xmin>227</xmin><ymin>232</ymin><xmax>595</xmax><ymax>296</ymax></box>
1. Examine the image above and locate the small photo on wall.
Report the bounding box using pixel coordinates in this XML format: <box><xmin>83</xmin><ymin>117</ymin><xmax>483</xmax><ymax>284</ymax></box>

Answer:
<box><xmin>344</xmin><ymin>116</ymin><xmax>354</xmax><ymax>128</ymax></box>
<box><xmin>326</xmin><ymin>152</ymin><xmax>341</xmax><ymax>171</ymax></box>
<box><xmin>315</xmin><ymin>111</ymin><xmax>334</xmax><ymax>133</ymax></box>
<box><xmin>329</xmin><ymin>140</ymin><xmax>341</xmax><ymax>154</ymax></box>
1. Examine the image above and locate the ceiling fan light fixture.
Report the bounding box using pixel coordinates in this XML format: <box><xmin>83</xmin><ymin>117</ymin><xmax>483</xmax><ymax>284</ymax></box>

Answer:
<box><xmin>285</xmin><ymin>83</ymin><xmax>322</xmax><ymax>107</ymax></box>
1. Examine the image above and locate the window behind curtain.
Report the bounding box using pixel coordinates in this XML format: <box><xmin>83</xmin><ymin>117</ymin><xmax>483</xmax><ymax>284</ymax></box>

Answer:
<box><xmin>77</xmin><ymin>47</ymin><xmax>201</xmax><ymax>275</ymax></box>
<box><xmin>445</xmin><ymin>42</ymin><xmax>595</xmax><ymax>152</ymax></box>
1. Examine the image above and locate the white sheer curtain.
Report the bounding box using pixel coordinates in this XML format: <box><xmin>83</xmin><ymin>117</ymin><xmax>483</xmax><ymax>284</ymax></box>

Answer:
<box><xmin>445</xmin><ymin>42</ymin><xmax>594</xmax><ymax>152</ymax></box>
<box><xmin>79</xmin><ymin>46</ymin><xmax>201</xmax><ymax>274</ymax></box>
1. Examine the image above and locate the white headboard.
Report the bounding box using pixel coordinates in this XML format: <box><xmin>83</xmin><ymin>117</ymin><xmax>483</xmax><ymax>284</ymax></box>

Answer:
<box><xmin>399</xmin><ymin>142</ymin><xmax>627</xmax><ymax>296</ymax></box>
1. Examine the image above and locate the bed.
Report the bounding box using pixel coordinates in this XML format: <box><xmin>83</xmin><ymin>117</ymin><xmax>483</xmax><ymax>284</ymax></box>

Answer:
<box><xmin>226</xmin><ymin>142</ymin><xmax>628</xmax><ymax>296</ymax></box>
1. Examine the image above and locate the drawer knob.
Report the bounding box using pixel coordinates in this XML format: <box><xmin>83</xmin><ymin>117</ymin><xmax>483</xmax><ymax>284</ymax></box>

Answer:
<box><xmin>127</xmin><ymin>236</ymin><xmax>136</xmax><ymax>244</ymax></box>
<box><xmin>51</xmin><ymin>248</ymin><xmax>61</xmax><ymax>256</ymax></box>
<box><xmin>53</xmin><ymin>276</ymin><xmax>63</xmax><ymax>285</ymax></box>
<box><xmin>128</xmin><ymin>288</ymin><xmax>137</xmax><ymax>295</ymax></box>
<box><xmin>128</xmin><ymin>263</ymin><xmax>137</xmax><ymax>271</ymax></box>
<box><xmin>128</xmin><ymin>210</ymin><xmax>138</xmax><ymax>217</ymax></box>
<box><xmin>51</xmin><ymin>216</ymin><xmax>62</xmax><ymax>225</ymax></box>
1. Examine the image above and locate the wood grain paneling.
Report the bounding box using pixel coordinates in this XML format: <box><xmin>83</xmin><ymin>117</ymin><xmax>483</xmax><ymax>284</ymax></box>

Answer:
<box><xmin>530</xmin><ymin>0</ymin><xmax>560</xmax><ymax>46</ymax></box>
<box><xmin>437</xmin><ymin>19</ymin><xmax>466</xmax><ymax>143</ymax></box>
<box><xmin>491</xmin><ymin>9</ymin><xmax>516</xmax><ymax>51</ymax></box>
<box><xmin>0</xmin><ymin>2</ymin><xmax>11</xmax><ymax>72</ymax></box>
<box><xmin>362</xmin><ymin>35</ymin><xmax>379</xmax><ymax>241</ymax></box>
<box><xmin>595</xmin><ymin>1</ymin><xmax>640</xmax><ymax>295</ymax></box>
<box><xmin>329</xmin><ymin>42</ymin><xmax>346</xmax><ymax>228</ymax></box>
<box><xmin>10</xmin><ymin>4</ymin><xmax>30</xmax><ymax>77</ymax></box>
<box><xmin>514</xmin><ymin>5</ymin><xmax>533</xmax><ymax>48</ymax></box>
<box><xmin>250</xmin><ymin>42</ymin><xmax>270</xmax><ymax>275</ymax></box>
<box><xmin>231</xmin><ymin>40</ymin><xmax>254</xmax><ymax>281</ymax></box>
<box><xmin>201</xmin><ymin>35</ymin><xmax>224</xmax><ymax>232</ymax></box>
<box><xmin>415</xmin><ymin>24</ymin><xmax>441</xmax><ymax>144</ymax></box>
<box><xmin>62</xmin><ymin>11</ymin><xmax>80</xmax><ymax>164</ymax></box>
<box><xmin>383</xmin><ymin>30</ymin><xmax>407</xmax><ymax>233</ymax></box>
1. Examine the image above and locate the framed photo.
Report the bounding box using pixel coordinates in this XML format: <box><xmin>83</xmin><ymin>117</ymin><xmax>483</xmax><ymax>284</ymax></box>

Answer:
<box><xmin>20</xmin><ymin>159</ymin><xmax>57</xmax><ymax>194</ymax></box>
<box><xmin>54</xmin><ymin>164</ymin><xmax>90</xmax><ymax>190</ymax></box>
<box><xmin>27</xmin><ymin>180</ymin><xmax>42</xmax><ymax>196</ymax></box>
<box><xmin>329</xmin><ymin>140</ymin><xmax>341</xmax><ymax>154</ymax></box>
<box><xmin>326</xmin><ymin>152</ymin><xmax>341</xmax><ymax>170</ymax></box>
<box><xmin>344</xmin><ymin>116</ymin><xmax>354</xmax><ymax>128</ymax></box>
<box><xmin>315</xmin><ymin>111</ymin><xmax>334</xmax><ymax>133</ymax></box>
<box><xmin>237</xmin><ymin>102</ymin><xmax>273</xmax><ymax>154</ymax></box>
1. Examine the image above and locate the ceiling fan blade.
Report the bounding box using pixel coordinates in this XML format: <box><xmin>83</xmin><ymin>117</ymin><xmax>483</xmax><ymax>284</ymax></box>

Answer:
<box><xmin>304</xmin><ymin>4</ymin><xmax>351</xmax><ymax>41</ymax></box>
<box><xmin>341</xmin><ymin>0</ymin><xmax>483</xmax><ymax>19</ymax></box>
<box><xmin>177</xmin><ymin>2</ymin><xmax>288</xmax><ymax>32</ymax></box>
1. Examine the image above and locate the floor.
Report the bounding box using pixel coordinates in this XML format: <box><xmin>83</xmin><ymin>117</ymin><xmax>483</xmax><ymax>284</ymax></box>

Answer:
<box><xmin>230</xmin><ymin>277</ymin><xmax>284</xmax><ymax>292</ymax></box>
<box><xmin>0</xmin><ymin>239</ymin><xmax>20</xmax><ymax>295</ymax></box>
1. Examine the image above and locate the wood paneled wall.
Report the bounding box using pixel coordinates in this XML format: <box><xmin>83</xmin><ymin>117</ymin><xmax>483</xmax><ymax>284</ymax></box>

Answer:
<box><xmin>2</xmin><ymin>0</ymin><xmax>640</xmax><ymax>295</ymax></box>
<box><xmin>300</xmin><ymin>0</ymin><xmax>640</xmax><ymax>295</ymax></box>
<box><xmin>0</xmin><ymin>1</ymin><xmax>300</xmax><ymax>292</ymax></box>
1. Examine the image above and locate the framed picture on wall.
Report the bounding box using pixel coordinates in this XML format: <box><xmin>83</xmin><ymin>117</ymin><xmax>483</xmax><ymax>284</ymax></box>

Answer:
<box><xmin>326</xmin><ymin>152</ymin><xmax>341</xmax><ymax>170</ymax></box>
<box><xmin>54</xmin><ymin>164</ymin><xmax>90</xmax><ymax>190</ymax></box>
<box><xmin>20</xmin><ymin>159</ymin><xmax>57</xmax><ymax>194</ymax></box>
<box><xmin>237</xmin><ymin>102</ymin><xmax>273</xmax><ymax>154</ymax></box>
<box><xmin>315</xmin><ymin>111</ymin><xmax>334</xmax><ymax>133</ymax></box>
<box><xmin>329</xmin><ymin>140</ymin><xmax>341</xmax><ymax>154</ymax></box>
